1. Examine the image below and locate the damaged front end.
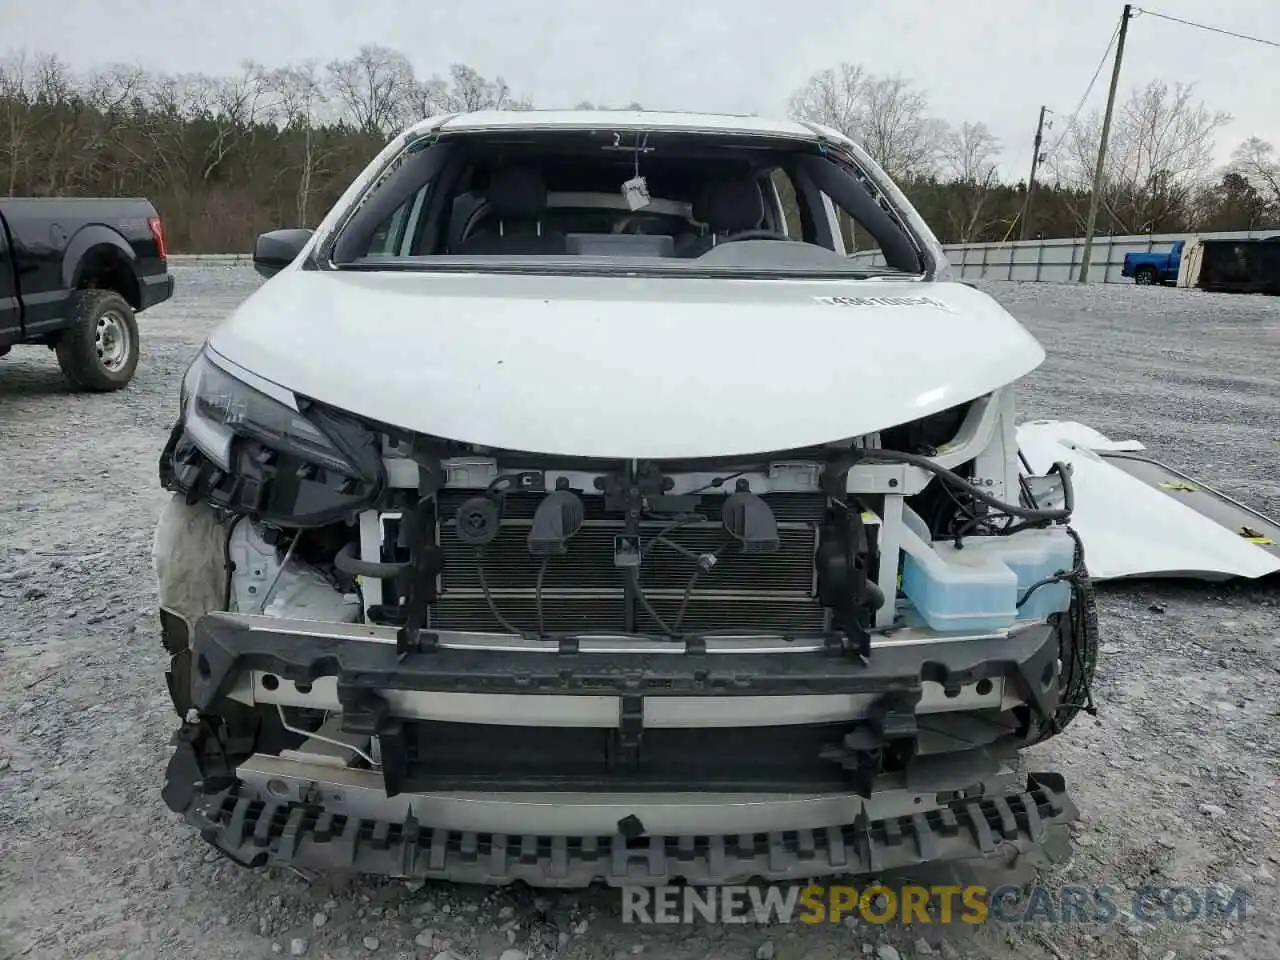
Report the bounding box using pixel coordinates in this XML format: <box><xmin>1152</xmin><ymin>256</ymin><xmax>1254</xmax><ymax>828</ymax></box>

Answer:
<box><xmin>153</xmin><ymin>347</ymin><xmax>1093</xmax><ymax>886</ymax></box>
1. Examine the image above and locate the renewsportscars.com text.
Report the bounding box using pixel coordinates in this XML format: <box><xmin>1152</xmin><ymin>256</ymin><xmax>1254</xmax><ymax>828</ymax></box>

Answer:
<box><xmin>620</xmin><ymin>883</ymin><xmax>1250</xmax><ymax>926</ymax></box>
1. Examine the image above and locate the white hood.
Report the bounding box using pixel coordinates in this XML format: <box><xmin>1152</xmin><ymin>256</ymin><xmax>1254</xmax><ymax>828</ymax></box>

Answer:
<box><xmin>209</xmin><ymin>269</ymin><xmax>1045</xmax><ymax>459</ymax></box>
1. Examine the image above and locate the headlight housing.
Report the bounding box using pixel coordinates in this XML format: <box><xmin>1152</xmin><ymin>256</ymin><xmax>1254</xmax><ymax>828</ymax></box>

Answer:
<box><xmin>181</xmin><ymin>351</ymin><xmax>356</xmax><ymax>476</ymax></box>
<box><xmin>162</xmin><ymin>349</ymin><xmax>382</xmax><ymax>526</ymax></box>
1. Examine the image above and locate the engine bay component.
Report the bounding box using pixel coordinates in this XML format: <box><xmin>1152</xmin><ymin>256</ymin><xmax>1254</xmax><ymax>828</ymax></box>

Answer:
<box><xmin>527</xmin><ymin>485</ymin><xmax>586</xmax><ymax>556</ymax></box>
<box><xmin>427</xmin><ymin>486</ymin><xmax>831</xmax><ymax>637</ymax></box>
<box><xmin>228</xmin><ymin>519</ymin><xmax>362</xmax><ymax>622</ymax></box>
<box><xmin>453</xmin><ymin>496</ymin><xmax>502</xmax><ymax>546</ymax></box>
<box><xmin>720</xmin><ymin>482</ymin><xmax>780</xmax><ymax>554</ymax></box>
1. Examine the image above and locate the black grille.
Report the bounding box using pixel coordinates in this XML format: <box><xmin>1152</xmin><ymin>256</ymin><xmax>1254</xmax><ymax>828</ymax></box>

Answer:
<box><xmin>430</xmin><ymin>491</ymin><xmax>828</xmax><ymax>634</ymax></box>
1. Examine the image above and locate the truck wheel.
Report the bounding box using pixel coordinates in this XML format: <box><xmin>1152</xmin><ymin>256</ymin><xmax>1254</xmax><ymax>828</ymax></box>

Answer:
<box><xmin>55</xmin><ymin>290</ymin><xmax>140</xmax><ymax>391</ymax></box>
<box><xmin>1134</xmin><ymin>266</ymin><xmax>1157</xmax><ymax>285</ymax></box>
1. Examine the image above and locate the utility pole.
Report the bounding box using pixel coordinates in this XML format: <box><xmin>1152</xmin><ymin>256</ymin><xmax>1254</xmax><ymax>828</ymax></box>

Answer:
<box><xmin>1078</xmin><ymin>4</ymin><xmax>1134</xmax><ymax>282</ymax></box>
<box><xmin>1018</xmin><ymin>106</ymin><xmax>1049</xmax><ymax>241</ymax></box>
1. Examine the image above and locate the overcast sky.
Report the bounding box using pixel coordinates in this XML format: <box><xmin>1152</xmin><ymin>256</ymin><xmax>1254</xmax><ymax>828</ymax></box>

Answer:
<box><xmin>6</xmin><ymin>0</ymin><xmax>1278</xmax><ymax>180</ymax></box>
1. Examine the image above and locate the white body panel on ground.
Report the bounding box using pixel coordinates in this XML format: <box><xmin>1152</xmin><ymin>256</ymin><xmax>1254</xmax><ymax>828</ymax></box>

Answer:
<box><xmin>1017</xmin><ymin>420</ymin><xmax>1280</xmax><ymax>582</ymax></box>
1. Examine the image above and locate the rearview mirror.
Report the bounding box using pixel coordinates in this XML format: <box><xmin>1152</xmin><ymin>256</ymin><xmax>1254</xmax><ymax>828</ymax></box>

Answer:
<box><xmin>253</xmin><ymin>228</ymin><xmax>314</xmax><ymax>279</ymax></box>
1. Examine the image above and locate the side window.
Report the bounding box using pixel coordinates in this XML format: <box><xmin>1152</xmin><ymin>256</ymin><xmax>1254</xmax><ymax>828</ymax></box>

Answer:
<box><xmin>817</xmin><ymin>188</ymin><xmax>880</xmax><ymax>257</ymax></box>
<box><xmin>843</xmin><ymin>201</ymin><xmax>880</xmax><ymax>256</ymax></box>
<box><xmin>367</xmin><ymin>184</ymin><xmax>431</xmax><ymax>257</ymax></box>
<box><xmin>770</xmin><ymin>169</ymin><xmax>805</xmax><ymax>241</ymax></box>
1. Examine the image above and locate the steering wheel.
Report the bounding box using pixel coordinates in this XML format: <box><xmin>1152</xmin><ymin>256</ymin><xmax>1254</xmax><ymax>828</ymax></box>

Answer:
<box><xmin>715</xmin><ymin>228</ymin><xmax>792</xmax><ymax>243</ymax></box>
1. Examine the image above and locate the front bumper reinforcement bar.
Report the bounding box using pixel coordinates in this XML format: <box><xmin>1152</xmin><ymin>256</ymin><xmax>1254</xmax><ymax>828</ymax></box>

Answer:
<box><xmin>186</xmin><ymin>613</ymin><xmax>1063</xmax><ymax>714</ymax></box>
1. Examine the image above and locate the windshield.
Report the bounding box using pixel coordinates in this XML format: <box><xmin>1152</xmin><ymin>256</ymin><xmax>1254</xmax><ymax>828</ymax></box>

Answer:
<box><xmin>326</xmin><ymin>128</ymin><xmax>928</xmax><ymax>280</ymax></box>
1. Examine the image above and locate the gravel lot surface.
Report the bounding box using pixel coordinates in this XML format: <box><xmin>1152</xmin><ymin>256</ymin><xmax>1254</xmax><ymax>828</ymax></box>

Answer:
<box><xmin>1</xmin><ymin>265</ymin><xmax>1278</xmax><ymax>960</ymax></box>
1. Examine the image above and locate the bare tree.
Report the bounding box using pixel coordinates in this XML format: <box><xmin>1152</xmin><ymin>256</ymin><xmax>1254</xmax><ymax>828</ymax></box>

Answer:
<box><xmin>786</xmin><ymin>63</ymin><xmax>869</xmax><ymax>141</ymax></box>
<box><xmin>372</xmin><ymin>62</ymin><xmax>533</xmax><ymax>131</ymax></box>
<box><xmin>406</xmin><ymin>76</ymin><xmax>451</xmax><ymax>122</ymax></box>
<box><xmin>30</xmin><ymin>52</ymin><xmax>74</xmax><ymax>105</ymax></box>
<box><xmin>117</xmin><ymin>68</ymin><xmax>260</xmax><ymax>224</ymax></box>
<box><xmin>860</xmin><ymin>75</ymin><xmax>942</xmax><ymax>178</ymax></box>
<box><xmin>430</xmin><ymin>64</ymin><xmax>531</xmax><ymax>113</ymax></box>
<box><xmin>787</xmin><ymin>64</ymin><xmax>940</xmax><ymax>178</ymax></box>
<box><xmin>1049</xmin><ymin>79</ymin><xmax>1231</xmax><ymax>233</ymax></box>
<box><xmin>1230</xmin><ymin>137</ymin><xmax>1280</xmax><ymax>209</ymax></box>
<box><xmin>939</xmin><ymin>121</ymin><xmax>1002</xmax><ymax>242</ymax></box>
<box><xmin>189</xmin><ymin>62</ymin><xmax>270</xmax><ymax>182</ymax></box>
<box><xmin>266</xmin><ymin>61</ymin><xmax>329</xmax><ymax>225</ymax></box>
<box><xmin>84</xmin><ymin>62</ymin><xmax>150</xmax><ymax>115</ymax></box>
<box><xmin>0</xmin><ymin>49</ymin><xmax>34</xmax><ymax>195</ymax></box>
<box><xmin>326</xmin><ymin>45</ymin><xmax>416</xmax><ymax>136</ymax></box>
<box><xmin>28</xmin><ymin>53</ymin><xmax>91</xmax><ymax>194</ymax></box>
<box><xmin>80</xmin><ymin>63</ymin><xmax>151</xmax><ymax>193</ymax></box>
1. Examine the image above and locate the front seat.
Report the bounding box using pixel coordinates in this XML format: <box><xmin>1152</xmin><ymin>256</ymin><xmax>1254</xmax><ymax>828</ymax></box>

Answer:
<box><xmin>456</xmin><ymin>166</ymin><xmax>566</xmax><ymax>255</ymax></box>
<box><xmin>678</xmin><ymin>177</ymin><xmax>766</xmax><ymax>257</ymax></box>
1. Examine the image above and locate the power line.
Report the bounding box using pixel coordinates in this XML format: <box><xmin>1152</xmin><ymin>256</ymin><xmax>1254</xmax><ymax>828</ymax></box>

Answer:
<box><xmin>1132</xmin><ymin>8</ymin><xmax>1280</xmax><ymax>50</ymax></box>
<box><xmin>995</xmin><ymin>22</ymin><xmax>1120</xmax><ymax>245</ymax></box>
<box><xmin>1043</xmin><ymin>22</ymin><xmax>1121</xmax><ymax>164</ymax></box>
<box><xmin>1044</xmin><ymin>7</ymin><xmax>1278</xmax><ymax>165</ymax></box>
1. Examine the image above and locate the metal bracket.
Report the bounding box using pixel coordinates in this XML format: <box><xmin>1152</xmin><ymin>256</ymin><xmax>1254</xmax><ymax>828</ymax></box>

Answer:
<box><xmin>875</xmin><ymin>495</ymin><xmax>904</xmax><ymax>628</ymax></box>
<box><xmin>820</xmin><ymin>690</ymin><xmax>922</xmax><ymax>797</ymax></box>
<box><xmin>768</xmin><ymin>461</ymin><xmax>821</xmax><ymax>492</ymax></box>
<box><xmin>610</xmin><ymin>696</ymin><xmax>645</xmax><ymax>769</ymax></box>
<box><xmin>444</xmin><ymin>457</ymin><xmax>500</xmax><ymax>488</ymax></box>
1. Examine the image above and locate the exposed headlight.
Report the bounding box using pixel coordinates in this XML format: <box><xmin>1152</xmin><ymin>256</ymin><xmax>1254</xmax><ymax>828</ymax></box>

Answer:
<box><xmin>181</xmin><ymin>350</ymin><xmax>355</xmax><ymax>476</ymax></box>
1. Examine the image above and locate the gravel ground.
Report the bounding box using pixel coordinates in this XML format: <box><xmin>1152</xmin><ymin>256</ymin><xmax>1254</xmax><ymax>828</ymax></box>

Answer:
<box><xmin>1</xmin><ymin>265</ymin><xmax>1278</xmax><ymax>960</ymax></box>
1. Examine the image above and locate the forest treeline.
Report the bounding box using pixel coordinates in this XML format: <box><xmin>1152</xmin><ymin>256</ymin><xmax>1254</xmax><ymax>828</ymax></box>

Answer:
<box><xmin>2</xmin><ymin>46</ymin><xmax>1278</xmax><ymax>252</ymax></box>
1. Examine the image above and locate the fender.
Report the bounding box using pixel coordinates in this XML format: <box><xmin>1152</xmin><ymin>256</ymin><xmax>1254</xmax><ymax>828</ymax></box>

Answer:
<box><xmin>1018</xmin><ymin>420</ymin><xmax>1280</xmax><ymax>581</ymax></box>
<box><xmin>61</xmin><ymin>223</ymin><xmax>138</xmax><ymax>290</ymax></box>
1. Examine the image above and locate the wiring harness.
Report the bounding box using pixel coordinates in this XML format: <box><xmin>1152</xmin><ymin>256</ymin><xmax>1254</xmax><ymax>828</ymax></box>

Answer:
<box><xmin>847</xmin><ymin>446</ymin><xmax>1097</xmax><ymax>733</ymax></box>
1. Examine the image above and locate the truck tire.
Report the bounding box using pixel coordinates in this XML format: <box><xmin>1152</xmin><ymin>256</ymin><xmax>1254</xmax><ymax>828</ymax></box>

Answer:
<box><xmin>1134</xmin><ymin>266</ymin><xmax>1157</xmax><ymax>285</ymax></box>
<box><xmin>55</xmin><ymin>289</ymin><xmax>140</xmax><ymax>391</ymax></box>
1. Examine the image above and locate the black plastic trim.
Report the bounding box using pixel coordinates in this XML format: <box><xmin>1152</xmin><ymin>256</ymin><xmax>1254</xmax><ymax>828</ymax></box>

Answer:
<box><xmin>178</xmin><ymin>773</ymin><xmax>1077</xmax><ymax>886</ymax></box>
<box><xmin>187</xmin><ymin>613</ymin><xmax>1061</xmax><ymax>712</ymax></box>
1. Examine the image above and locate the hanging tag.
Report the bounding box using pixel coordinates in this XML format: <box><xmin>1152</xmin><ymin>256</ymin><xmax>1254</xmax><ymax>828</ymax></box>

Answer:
<box><xmin>621</xmin><ymin>175</ymin><xmax>651</xmax><ymax>211</ymax></box>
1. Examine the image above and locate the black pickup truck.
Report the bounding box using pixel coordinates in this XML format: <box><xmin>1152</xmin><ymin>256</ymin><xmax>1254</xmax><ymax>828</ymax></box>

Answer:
<box><xmin>1</xmin><ymin>197</ymin><xmax>175</xmax><ymax>391</ymax></box>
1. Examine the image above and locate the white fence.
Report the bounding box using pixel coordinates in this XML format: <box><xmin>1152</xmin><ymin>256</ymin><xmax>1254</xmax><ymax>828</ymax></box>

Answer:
<box><xmin>850</xmin><ymin>229</ymin><xmax>1278</xmax><ymax>284</ymax></box>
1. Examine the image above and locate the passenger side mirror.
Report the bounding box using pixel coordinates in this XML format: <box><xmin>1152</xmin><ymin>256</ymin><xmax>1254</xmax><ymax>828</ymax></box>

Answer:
<box><xmin>253</xmin><ymin>228</ymin><xmax>314</xmax><ymax>279</ymax></box>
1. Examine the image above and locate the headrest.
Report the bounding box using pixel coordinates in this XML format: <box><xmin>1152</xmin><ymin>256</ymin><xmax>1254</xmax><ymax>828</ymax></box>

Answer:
<box><xmin>486</xmin><ymin>166</ymin><xmax>548</xmax><ymax>219</ymax></box>
<box><xmin>693</xmin><ymin>178</ymin><xmax>765</xmax><ymax>234</ymax></box>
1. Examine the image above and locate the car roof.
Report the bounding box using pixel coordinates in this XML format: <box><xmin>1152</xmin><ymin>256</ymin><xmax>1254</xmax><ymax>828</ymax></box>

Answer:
<box><xmin>422</xmin><ymin>109</ymin><xmax>826</xmax><ymax>141</ymax></box>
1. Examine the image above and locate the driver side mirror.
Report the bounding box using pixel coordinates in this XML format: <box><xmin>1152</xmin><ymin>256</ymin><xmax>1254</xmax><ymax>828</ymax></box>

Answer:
<box><xmin>253</xmin><ymin>228</ymin><xmax>314</xmax><ymax>279</ymax></box>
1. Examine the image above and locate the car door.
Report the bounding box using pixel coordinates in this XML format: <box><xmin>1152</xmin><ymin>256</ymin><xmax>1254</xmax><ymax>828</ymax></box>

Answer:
<box><xmin>0</xmin><ymin>214</ymin><xmax>21</xmax><ymax>346</ymax></box>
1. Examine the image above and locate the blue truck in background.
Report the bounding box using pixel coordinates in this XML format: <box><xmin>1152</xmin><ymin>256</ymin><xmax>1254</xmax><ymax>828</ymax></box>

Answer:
<box><xmin>1122</xmin><ymin>239</ymin><xmax>1183</xmax><ymax>286</ymax></box>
